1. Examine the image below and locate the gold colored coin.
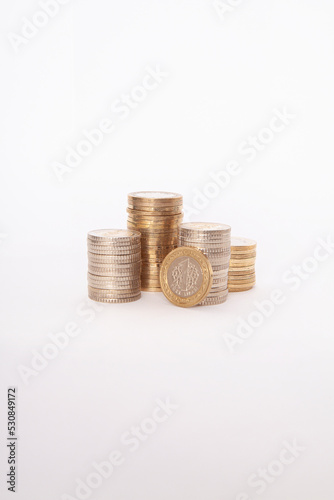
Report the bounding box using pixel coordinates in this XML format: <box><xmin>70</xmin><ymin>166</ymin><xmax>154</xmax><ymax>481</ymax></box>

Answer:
<box><xmin>230</xmin><ymin>252</ymin><xmax>257</xmax><ymax>259</ymax></box>
<box><xmin>128</xmin><ymin>191</ymin><xmax>183</xmax><ymax>205</ymax></box>
<box><xmin>228</xmin><ymin>266</ymin><xmax>255</xmax><ymax>274</ymax></box>
<box><xmin>231</xmin><ymin>236</ymin><xmax>257</xmax><ymax>251</ymax></box>
<box><xmin>229</xmin><ymin>258</ymin><xmax>256</xmax><ymax>267</ymax></box>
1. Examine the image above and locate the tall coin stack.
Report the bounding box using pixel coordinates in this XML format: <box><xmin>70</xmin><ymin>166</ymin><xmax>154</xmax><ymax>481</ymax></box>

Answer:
<box><xmin>178</xmin><ymin>223</ymin><xmax>231</xmax><ymax>305</ymax></box>
<box><xmin>228</xmin><ymin>237</ymin><xmax>256</xmax><ymax>292</ymax></box>
<box><xmin>127</xmin><ymin>192</ymin><xmax>183</xmax><ymax>291</ymax></box>
<box><xmin>87</xmin><ymin>229</ymin><xmax>141</xmax><ymax>303</ymax></box>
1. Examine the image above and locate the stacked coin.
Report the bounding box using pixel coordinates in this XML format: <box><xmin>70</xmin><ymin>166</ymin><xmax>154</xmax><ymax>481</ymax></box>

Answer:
<box><xmin>87</xmin><ymin>229</ymin><xmax>141</xmax><ymax>303</ymax></box>
<box><xmin>228</xmin><ymin>237</ymin><xmax>256</xmax><ymax>292</ymax></box>
<box><xmin>178</xmin><ymin>222</ymin><xmax>231</xmax><ymax>305</ymax></box>
<box><xmin>127</xmin><ymin>192</ymin><xmax>183</xmax><ymax>291</ymax></box>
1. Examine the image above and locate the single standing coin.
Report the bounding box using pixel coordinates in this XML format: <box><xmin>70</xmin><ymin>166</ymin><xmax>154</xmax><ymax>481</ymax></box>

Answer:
<box><xmin>160</xmin><ymin>247</ymin><xmax>213</xmax><ymax>307</ymax></box>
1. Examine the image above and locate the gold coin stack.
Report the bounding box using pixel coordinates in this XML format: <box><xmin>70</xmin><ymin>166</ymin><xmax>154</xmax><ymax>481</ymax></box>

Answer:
<box><xmin>127</xmin><ymin>192</ymin><xmax>183</xmax><ymax>291</ymax></box>
<box><xmin>228</xmin><ymin>237</ymin><xmax>257</xmax><ymax>292</ymax></box>
<box><xmin>87</xmin><ymin>229</ymin><xmax>141</xmax><ymax>303</ymax></box>
<box><xmin>178</xmin><ymin>222</ymin><xmax>231</xmax><ymax>305</ymax></box>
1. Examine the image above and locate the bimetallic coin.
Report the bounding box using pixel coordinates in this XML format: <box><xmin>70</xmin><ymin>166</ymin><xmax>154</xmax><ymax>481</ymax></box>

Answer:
<box><xmin>160</xmin><ymin>247</ymin><xmax>213</xmax><ymax>307</ymax></box>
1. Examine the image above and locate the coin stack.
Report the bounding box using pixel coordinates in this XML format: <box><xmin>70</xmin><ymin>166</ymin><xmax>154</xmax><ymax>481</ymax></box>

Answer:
<box><xmin>87</xmin><ymin>229</ymin><xmax>141</xmax><ymax>303</ymax></box>
<box><xmin>127</xmin><ymin>192</ymin><xmax>183</xmax><ymax>291</ymax></box>
<box><xmin>178</xmin><ymin>223</ymin><xmax>231</xmax><ymax>305</ymax></box>
<box><xmin>228</xmin><ymin>237</ymin><xmax>256</xmax><ymax>292</ymax></box>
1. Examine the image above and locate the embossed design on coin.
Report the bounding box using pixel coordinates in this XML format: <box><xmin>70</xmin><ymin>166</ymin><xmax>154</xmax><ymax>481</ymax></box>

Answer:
<box><xmin>160</xmin><ymin>247</ymin><xmax>213</xmax><ymax>307</ymax></box>
<box><xmin>169</xmin><ymin>257</ymin><xmax>201</xmax><ymax>297</ymax></box>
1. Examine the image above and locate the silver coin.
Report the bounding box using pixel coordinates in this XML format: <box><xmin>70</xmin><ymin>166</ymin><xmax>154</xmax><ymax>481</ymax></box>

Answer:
<box><xmin>87</xmin><ymin>249</ymin><xmax>141</xmax><ymax>258</ymax></box>
<box><xmin>88</xmin><ymin>293</ymin><xmax>141</xmax><ymax>303</ymax></box>
<box><xmin>88</xmin><ymin>251</ymin><xmax>141</xmax><ymax>262</ymax></box>
<box><xmin>88</xmin><ymin>229</ymin><xmax>141</xmax><ymax>242</ymax></box>
<box><xmin>88</xmin><ymin>286</ymin><xmax>141</xmax><ymax>298</ymax></box>
<box><xmin>88</xmin><ymin>281</ymin><xmax>141</xmax><ymax>291</ymax></box>
<box><xmin>180</xmin><ymin>222</ymin><xmax>231</xmax><ymax>232</ymax></box>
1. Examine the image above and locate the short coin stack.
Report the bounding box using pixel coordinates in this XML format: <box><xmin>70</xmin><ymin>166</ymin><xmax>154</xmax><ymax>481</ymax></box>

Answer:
<box><xmin>87</xmin><ymin>229</ymin><xmax>141</xmax><ymax>303</ymax></box>
<box><xmin>228</xmin><ymin>237</ymin><xmax>257</xmax><ymax>292</ymax></box>
<box><xmin>178</xmin><ymin>223</ymin><xmax>231</xmax><ymax>305</ymax></box>
<box><xmin>127</xmin><ymin>192</ymin><xmax>183</xmax><ymax>291</ymax></box>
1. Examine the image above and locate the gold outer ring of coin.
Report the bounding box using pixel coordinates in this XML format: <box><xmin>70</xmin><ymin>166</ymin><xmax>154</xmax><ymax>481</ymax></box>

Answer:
<box><xmin>159</xmin><ymin>247</ymin><xmax>213</xmax><ymax>308</ymax></box>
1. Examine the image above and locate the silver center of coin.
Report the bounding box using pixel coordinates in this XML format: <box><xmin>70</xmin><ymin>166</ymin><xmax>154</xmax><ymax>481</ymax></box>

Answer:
<box><xmin>167</xmin><ymin>256</ymin><xmax>203</xmax><ymax>297</ymax></box>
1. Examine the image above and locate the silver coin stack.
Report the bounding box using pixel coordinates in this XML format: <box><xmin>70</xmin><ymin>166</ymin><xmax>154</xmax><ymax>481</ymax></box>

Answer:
<box><xmin>87</xmin><ymin>229</ymin><xmax>141</xmax><ymax>303</ymax></box>
<box><xmin>178</xmin><ymin>223</ymin><xmax>231</xmax><ymax>305</ymax></box>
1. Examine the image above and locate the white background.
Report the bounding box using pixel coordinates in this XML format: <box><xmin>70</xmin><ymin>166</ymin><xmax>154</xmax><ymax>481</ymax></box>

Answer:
<box><xmin>1</xmin><ymin>0</ymin><xmax>334</xmax><ymax>499</ymax></box>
